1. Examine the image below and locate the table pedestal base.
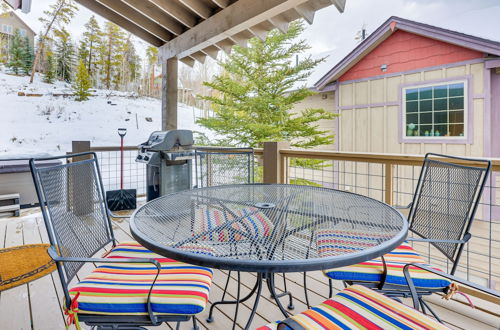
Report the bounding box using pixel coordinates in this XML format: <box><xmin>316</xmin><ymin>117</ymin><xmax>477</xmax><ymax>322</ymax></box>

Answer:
<box><xmin>206</xmin><ymin>272</ymin><xmax>295</xmax><ymax>330</ymax></box>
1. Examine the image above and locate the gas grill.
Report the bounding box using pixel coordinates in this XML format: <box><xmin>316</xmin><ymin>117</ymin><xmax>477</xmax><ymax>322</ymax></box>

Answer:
<box><xmin>136</xmin><ymin>130</ymin><xmax>194</xmax><ymax>201</ymax></box>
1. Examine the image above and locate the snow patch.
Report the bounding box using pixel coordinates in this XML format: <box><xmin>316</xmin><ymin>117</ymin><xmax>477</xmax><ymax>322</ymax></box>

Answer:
<box><xmin>0</xmin><ymin>71</ymin><xmax>215</xmax><ymax>157</ymax></box>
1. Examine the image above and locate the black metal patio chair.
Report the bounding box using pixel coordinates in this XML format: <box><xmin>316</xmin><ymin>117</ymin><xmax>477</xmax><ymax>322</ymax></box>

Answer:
<box><xmin>194</xmin><ymin>146</ymin><xmax>254</xmax><ymax>188</ymax></box>
<box><xmin>259</xmin><ymin>264</ymin><xmax>499</xmax><ymax>329</ymax></box>
<box><xmin>310</xmin><ymin>153</ymin><xmax>491</xmax><ymax>320</ymax></box>
<box><xmin>30</xmin><ymin>152</ymin><xmax>213</xmax><ymax>330</ymax></box>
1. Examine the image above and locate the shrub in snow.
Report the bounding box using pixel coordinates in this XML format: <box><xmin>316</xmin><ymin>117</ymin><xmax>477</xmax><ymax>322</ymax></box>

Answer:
<box><xmin>73</xmin><ymin>59</ymin><xmax>91</xmax><ymax>101</ymax></box>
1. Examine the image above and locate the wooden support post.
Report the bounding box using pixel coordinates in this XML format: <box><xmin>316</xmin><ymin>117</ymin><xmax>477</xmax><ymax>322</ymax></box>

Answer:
<box><xmin>384</xmin><ymin>163</ymin><xmax>393</xmax><ymax>205</ymax></box>
<box><xmin>263</xmin><ymin>141</ymin><xmax>290</xmax><ymax>184</ymax></box>
<box><xmin>71</xmin><ymin>141</ymin><xmax>91</xmax><ymax>158</ymax></box>
<box><xmin>71</xmin><ymin>141</ymin><xmax>92</xmax><ymax>215</ymax></box>
<box><xmin>162</xmin><ymin>57</ymin><xmax>178</xmax><ymax>131</ymax></box>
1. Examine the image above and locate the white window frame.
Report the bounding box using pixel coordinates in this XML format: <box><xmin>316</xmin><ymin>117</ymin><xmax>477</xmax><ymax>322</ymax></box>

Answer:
<box><xmin>19</xmin><ymin>28</ymin><xmax>26</xmax><ymax>37</ymax></box>
<box><xmin>2</xmin><ymin>24</ymin><xmax>13</xmax><ymax>34</ymax></box>
<box><xmin>402</xmin><ymin>79</ymin><xmax>468</xmax><ymax>141</ymax></box>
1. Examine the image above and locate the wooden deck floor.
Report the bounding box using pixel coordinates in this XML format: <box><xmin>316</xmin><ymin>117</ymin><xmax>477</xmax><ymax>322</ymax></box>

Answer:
<box><xmin>0</xmin><ymin>210</ymin><xmax>499</xmax><ymax>330</ymax></box>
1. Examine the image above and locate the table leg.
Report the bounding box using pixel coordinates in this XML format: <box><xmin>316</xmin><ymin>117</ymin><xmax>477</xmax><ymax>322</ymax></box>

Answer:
<box><xmin>266</xmin><ymin>273</ymin><xmax>292</xmax><ymax>318</ymax></box>
<box><xmin>244</xmin><ymin>273</ymin><xmax>263</xmax><ymax>330</ymax></box>
<box><xmin>206</xmin><ymin>272</ymin><xmax>261</xmax><ymax>323</ymax></box>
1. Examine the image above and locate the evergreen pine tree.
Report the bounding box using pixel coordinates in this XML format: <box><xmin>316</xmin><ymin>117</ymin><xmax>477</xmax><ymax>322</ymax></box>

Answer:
<box><xmin>101</xmin><ymin>22</ymin><xmax>124</xmax><ymax>90</ymax></box>
<box><xmin>80</xmin><ymin>15</ymin><xmax>102</xmax><ymax>85</ymax></box>
<box><xmin>44</xmin><ymin>48</ymin><xmax>56</xmax><ymax>83</ymax></box>
<box><xmin>119</xmin><ymin>34</ymin><xmax>140</xmax><ymax>91</ymax></box>
<box><xmin>54</xmin><ymin>28</ymin><xmax>75</xmax><ymax>82</ymax></box>
<box><xmin>8</xmin><ymin>29</ymin><xmax>24</xmax><ymax>75</ymax></box>
<box><xmin>145</xmin><ymin>46</ymin><xmax>158</xmax><ymax>96</ymax></box>
<box><xmin>197</xmin><ymin>21</ymin><xmax>337</xmax><ymax>149</ymax></box>
<box><xmin>21</xmin><ymin>36</ymin><xmax>34</xmax><ymax>75</ymax></box>
<box><xmin>73</xmin><ymin>59</ymin><xmax>91</xmax><ymax>101</ymax></box>
<box><xmin>29</xmin><ymin>0</ymin><xmax>78</xmax><ymax>83</ymax></box>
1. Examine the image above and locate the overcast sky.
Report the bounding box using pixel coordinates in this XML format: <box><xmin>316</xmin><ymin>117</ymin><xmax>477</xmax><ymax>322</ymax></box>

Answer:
<box><xmin>13</xmin><ymin>0</ymin><xmax>500</xmax><ymax>76</ymax></box>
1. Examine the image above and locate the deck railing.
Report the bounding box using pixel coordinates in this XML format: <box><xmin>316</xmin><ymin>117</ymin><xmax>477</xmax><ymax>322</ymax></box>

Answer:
<box><xmin>70</xmin><ymin>141</ymin><xmax>500</xmax><ymax>294</ymax></box>
<box><xmin>258</xmin><ymin>145</ymin><xmax>500</xmax><ymax>294</ymax></box>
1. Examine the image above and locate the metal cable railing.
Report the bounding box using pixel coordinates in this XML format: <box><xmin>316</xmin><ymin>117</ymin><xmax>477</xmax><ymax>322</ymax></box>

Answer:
<box><xmin>282</xmin><ymin>151</ymin><xmax>500</xmax><ymax>291</ymax></box>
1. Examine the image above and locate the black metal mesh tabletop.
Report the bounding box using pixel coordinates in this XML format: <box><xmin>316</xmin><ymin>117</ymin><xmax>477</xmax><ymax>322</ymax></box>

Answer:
<box><xmin>130</xmin><ymin>184</ymin><xmax>408</xmax><ymax>273</ymax></box>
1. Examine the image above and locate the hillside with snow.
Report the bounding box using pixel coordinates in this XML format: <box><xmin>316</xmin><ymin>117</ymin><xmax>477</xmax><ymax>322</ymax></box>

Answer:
<box><xmin>0</xmin><ymin>71</ymin><xmax>214</xmax><ymax>157</ymax></box>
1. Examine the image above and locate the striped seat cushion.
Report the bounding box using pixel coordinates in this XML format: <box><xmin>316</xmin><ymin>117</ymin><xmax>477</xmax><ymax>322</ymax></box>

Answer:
<box><xmin>258</xmin><ymin>285</ymin><xmax>449</xmax><ymax>330</ymax></box>
<box><xmin>316</xmin><ymin>230</ymin><xmax>451</xmax><ymax>289</ymax></box>
<box><xmin>69</xmin><ymin>242</ymin><xmax>213</xmax><ymax>316</ymax></box>
<box><xmin>194</xmin><ymin>206</ymin><xmax>273</xmax><ymax>242</ymax></box>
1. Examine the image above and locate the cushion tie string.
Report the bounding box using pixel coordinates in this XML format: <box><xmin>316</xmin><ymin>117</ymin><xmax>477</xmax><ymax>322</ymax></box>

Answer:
<box><xmin>64</xmin><ymin>292</ymin><xmax>82</xmax><ymax>330</ymax></box>
<box><xmin>442</xmin><ymin>282</ymin><xmax>475</xmax><ymax>308</ymax></box>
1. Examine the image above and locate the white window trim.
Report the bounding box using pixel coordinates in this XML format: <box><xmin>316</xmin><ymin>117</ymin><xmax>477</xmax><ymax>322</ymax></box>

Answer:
<box><xmin>2</xmin><ymin>24</ymin><xmax>13</xmax><ymax>34</ymax></box>
<box><xmin>402</xmin><ymin>79</ymin><xmax>468</xmax><ymax>141</ymax></box>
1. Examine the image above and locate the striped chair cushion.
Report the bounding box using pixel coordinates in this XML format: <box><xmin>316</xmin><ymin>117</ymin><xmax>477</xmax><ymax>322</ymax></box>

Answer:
<box><xmin>193</xmin><ymin>206</ymin><xmax>273</xmax><ymax>242</ymax></box>
<box><xmin>316</xmin><ymin>230</ymin><xmax>451</xmax><ymax>289</ymax></box>
<box><xmin>69</xmin><ymin>241</ymin><xmax>213</xmax><ymax>316</ymax></box>
<box><xmin>258</xmin><ymin>285</ymin><xmax>449</xmax><ymax>330</ymax></box>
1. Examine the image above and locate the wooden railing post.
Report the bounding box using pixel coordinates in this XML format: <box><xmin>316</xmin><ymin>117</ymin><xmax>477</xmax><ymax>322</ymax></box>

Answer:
<box><xmin>263</xmin><ymin>141</ymin><xmax>290</xmax><ymax>184</ymax></box>
<box><xmin>384</xmin><ymin>163</ymin><xmax>393</xmax><ymax>205</ymax></box>
<box><xmin>71</xmin><ymin>141</ymin><xmax>92</xmax><ymax>215</ymax></box>
<box><xmin>71</xmin><ymin>141</ymin><xmax>91</xmax><ymax>159</ymax></box>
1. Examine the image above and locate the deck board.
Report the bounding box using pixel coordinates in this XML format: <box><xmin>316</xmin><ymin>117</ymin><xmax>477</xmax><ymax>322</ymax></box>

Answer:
<box><xmin>0</xmin><ymin>218</ymin><xmax>31</xmax><ymax>330</ymax></box>
<box><xmin>0</xmin><ymin>213</ymin><xmax>499</xmax><ymax>329</ymax></box>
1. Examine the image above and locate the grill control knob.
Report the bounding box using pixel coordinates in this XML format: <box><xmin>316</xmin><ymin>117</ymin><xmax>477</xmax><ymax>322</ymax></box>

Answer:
<box><xmin>143</xmin><ymin>155</ymin><xmax>150</xmax><ymax>161</ymax></box>
<box><xmin>137</xmin><ymin>155</ymin><xmax>143</xmax><ymax>160</ymax></box>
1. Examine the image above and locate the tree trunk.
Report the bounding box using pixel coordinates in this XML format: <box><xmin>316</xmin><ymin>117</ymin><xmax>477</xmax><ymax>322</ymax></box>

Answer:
<box><xmin>87</xmin><ymin>40</ymin><xmax>93</xmax><ymax>73</ymax></box>
<box><xmin>29</xmin><ymin>2</ymin><xmax>64</xmax><ymax>83</ymax></box>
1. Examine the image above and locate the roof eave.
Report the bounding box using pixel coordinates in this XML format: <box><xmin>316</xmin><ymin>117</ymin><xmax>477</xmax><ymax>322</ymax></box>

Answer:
<box><xmin>315</xmin><ymin>16</ymin><xmax>500</xmax><ymax>90</ymax></box>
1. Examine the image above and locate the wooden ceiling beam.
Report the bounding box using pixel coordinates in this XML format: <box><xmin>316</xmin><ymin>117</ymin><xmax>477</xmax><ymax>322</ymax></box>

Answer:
<box><xmin>330</xmin><ymin>0</ymin><xmax>346</xmax><ymax>13</ymax></box>
<box><xmin>211</xmin><ymin>0</ymin><xmax>231</xmax><ymax>8</ymax></box>
<box><xmin>202</xmin><ymin>45</ymin><xmax>220</xmax><ymax>59</ymax></box>
<box><xmin>248</xmin><ymin>22</ymin><xmax>271</xmax><ymax>41</ymax></box>
<box><xmin>74</xmin><ymin>0</ymin><xmax>164</xmax><ymax>46</ymax></box>
<box><xmin>230</xmin><ymin>30</ymin><xmax>254</xmax><ymax>48</ymax></box>
<box><xmin>191</xmin><ymin>51</ymin><xmax>207</xmax><ymax>63</ymax></box>
<box><xmin>161</xmin><ymin>0</ymin><xmax>324</xmax><ymax>60</ymax></box>
<box><xmin>150</xmin><ymin>0</ymin><xmax>198</xmax><ymax>28</ymax></box>
<box><xmin>179</xmin><ymin>0</ymin><xmax>212</xmax><ymax>19</ymax></box>
<box><xmin>293</xmin><ymin>3</ymin><xmax>315</xmax><ymax>24</ymax></box>
<box><xmin>121</xmin><ymin>0</ymin><xmax>185</xmax><ymax>35</ymax></box>
<box><xmin>96</xmin><ymin>0</ymin><xmax>172</xmax><ymax>41</ymax></box>
<box><xmin>180</xmin><ymin>56</ymin><xmax>196</xmax><ymax>67</ymax></box>
<box><xmin>269</xmin><ymin>14</ymin><xmax>290</xmax><ymax>33</ymax></box>
<box><xmin>216</xmin><ymin>38</ymin><xmax>235</xmax><ymax>54</ymax></box>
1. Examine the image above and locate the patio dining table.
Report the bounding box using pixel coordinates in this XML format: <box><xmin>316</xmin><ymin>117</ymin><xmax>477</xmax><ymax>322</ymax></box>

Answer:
<box><xmin>130</xmin><ymin>184</ymin><xmax>408</xmax><ymax>329</ymax></box>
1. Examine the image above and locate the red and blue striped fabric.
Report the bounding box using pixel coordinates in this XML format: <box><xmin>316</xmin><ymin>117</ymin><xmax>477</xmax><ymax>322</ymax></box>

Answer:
<box><xmin>258</xmin><ymin>285</ymin><xmax>449</xmax><ymax>329</ymax></box>
<box><xmin>194</xmin><ymin>206</ymin><xmax>273</xmax><ymax>242</ymax></box>
<box><xmin>316</xmin><ymin>229</ymin><xmax>451</xmax><ymax>289</ymax></box>
<box><xmin>69</xmin><ymin>242</ymin><xmax>213</xmax><ymax>316</ymax></box>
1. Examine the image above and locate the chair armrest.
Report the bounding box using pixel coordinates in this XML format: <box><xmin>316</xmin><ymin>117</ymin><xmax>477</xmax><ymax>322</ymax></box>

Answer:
<box><xmin>107</xmin><ymin>209</ymin><xmax>131</xmax><ymax>219</ymax></box>
<box><xmin>48</xmin><ymin>246</ymin><xmax>160</xmax><ymax>268</ymax></box>
<box><xmin>406</xmin><ymin>238</ymin><xmax>467</xmax><ymax>244</ymax></box>
<box><xmin>403</xmin><ymin>263</ymin><xmax>500</xmax><ymax>311</ymax></box>
<box><xmin>48</xmin><ymin>246</ymin><xmax>162</xmax><ymax>326</ymax></box>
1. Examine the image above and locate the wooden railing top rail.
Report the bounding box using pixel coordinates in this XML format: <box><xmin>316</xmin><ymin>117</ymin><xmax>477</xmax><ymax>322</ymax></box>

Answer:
<box><xmin>89</xmin><ymin>146</ymin><xmax>138</xmax><ymax>152</ymax></box>
<box><xmin>277</xmin><ymin>149</ymin><xmax>500</xmax><ymax>172</ymax></box>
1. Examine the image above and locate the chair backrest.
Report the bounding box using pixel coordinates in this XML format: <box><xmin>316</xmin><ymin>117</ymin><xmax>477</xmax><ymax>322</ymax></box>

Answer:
<box><xmin>30</xmin><ymin>152</ymin><xmax>115</xmax><ymax>282</ymax></box>
<box><xmin>195</xmin><ymin>147</ymin><xmax>254</xmax><ymax>188</ymax></box>
<box><xmin>408</xmin><ymin>153</ymin><xmax>491</xmax><ymax>273</ymax></box>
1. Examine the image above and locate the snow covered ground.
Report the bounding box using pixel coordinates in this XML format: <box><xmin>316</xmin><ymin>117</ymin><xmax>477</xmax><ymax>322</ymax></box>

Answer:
<box><xmin>0</xmin><ymin>71</ymin><xmax>214</xmax><ymax>157</ymax></box>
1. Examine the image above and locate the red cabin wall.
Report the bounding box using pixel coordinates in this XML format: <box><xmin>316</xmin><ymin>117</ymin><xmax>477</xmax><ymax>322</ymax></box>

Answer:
<box><xmin>339</xmin><ymin>30</ymin><xmax>484</xmax><ymax>82</ymax></box>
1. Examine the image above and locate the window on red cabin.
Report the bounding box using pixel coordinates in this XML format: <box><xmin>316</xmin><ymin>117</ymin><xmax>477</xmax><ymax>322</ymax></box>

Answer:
<box><xmin>403</xmin><ymin>81</ymin><xmax>466</xmax><ymax>138</ymax></box>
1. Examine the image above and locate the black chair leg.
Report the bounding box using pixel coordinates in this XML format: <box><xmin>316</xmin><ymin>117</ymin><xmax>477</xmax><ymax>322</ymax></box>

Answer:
<box><xmin>192</xmin><ymin>316</ymin><xmax>200</xmax><ymax>330</ymax></box>
<box><xmin>303</xmin><ymin>272</ymin><xmax>311</xmax><ymax>309</ymax></box>
<box><xmin>419</xmin><ymin>297</ymin><xmax>443</xmax><ymax>323</ymax></box>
